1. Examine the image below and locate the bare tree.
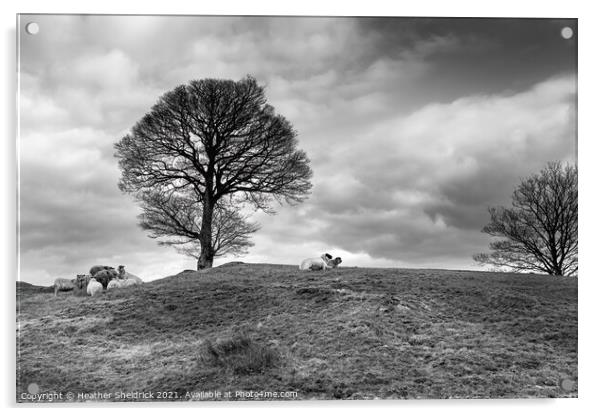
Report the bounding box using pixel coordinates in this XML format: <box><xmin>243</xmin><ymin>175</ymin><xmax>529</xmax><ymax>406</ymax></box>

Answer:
<box><xmin>474</xmin><ymin>161</ymin><xmax>577</xmax><ymax>276</ymax></box>
<box><xmin>138</xmin><ymin>191</ymin><xmax>260</xmax><ymax>259</ymax></box>
<box><xmin>115</xmin><ymin>76</ymin><xmax>312</xmax><ymax>269</ymax></box>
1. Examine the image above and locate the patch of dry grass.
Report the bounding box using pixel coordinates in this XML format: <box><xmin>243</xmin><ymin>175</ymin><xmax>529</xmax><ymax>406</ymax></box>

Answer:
<box><xmin>16</xmin><ymin>264</ymin><xmax>577</xmax><ymax>401</ymax></box>
<box><xmin>200</xmin><ymin>332</ymin><xmax>281</xmax><ymax>375</ymax></box>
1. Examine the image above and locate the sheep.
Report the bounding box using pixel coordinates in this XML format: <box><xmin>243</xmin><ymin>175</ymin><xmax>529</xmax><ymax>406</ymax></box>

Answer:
<box><xmin>327</xmin><ymin>257</ymin><xmax>343</xmax><ymax>268</ymax></box>
<box><xmin>120</xmin><ymin>279</ymin><xmax>139</xmax><ymax>288</ymax></box>
<box><xmin>300</xmin><ymin>253</ymin><xmax>335</xmax><ymax>271</ymax></box>
<box><xmin>74</xmin><ymin>274</ymin><xmax>91</xmax><ymax>290</ymax></box>
<box><xmin>117</xmin><ymin>265</ymin><xmax>143</xmax><ymax>285</ymax></box>
<box><xmin>93</xmin><ymin>269</ymin><xmax>118</xmax><ymax>289</ymax></box>
<box><xmin>107</xmin><ymin>279</ymin><xmax>124</xmax><ymax>290</ymax></box>
<box><xmin>53</xmin><ymin>278</ymin><xmax>75</xmax><ymax>296</ymax></box>
<box><xmin>89</xmin><ymin>265</ymin><xmax>114</xmax><ymax>276</ymax></box>
<box><xmin>86</xmin><ymin>278</ymin><xmax>103</xmax><ymax>297</ymax></box>
<box><xmin>106</xmin><ymin>267</ymin><xmax>142</xmax><ymax>291</ymax></box>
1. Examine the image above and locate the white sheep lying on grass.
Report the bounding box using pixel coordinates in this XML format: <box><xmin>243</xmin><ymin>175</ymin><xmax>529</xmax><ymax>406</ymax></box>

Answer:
<box><xmin>86</xmin><ymin>278</ymin><xmax>103</xmax><ymax>297</ymax></box>
<box><xmin>299</xmin><ymin>253</ymin><xmax>343</xmax><ymax>271</ymax></box>
<box><xmin>106</xmin><ymin>267</ymin><xmax>143</xmax><ymax>291</ymax></box>
<box><xmin>120</xmin><ymin>279</ymin><xmax>139</xmax><ymax>287</ymax></box>
<box><xmin>107</xmin><ymin>279</ymin><xmax>123</xmax><ymax>290</ymax></box>
<box><xmin>107</xmin><ymin>279</ymin><xmax>138</xmax><ymax>290</ymax></box>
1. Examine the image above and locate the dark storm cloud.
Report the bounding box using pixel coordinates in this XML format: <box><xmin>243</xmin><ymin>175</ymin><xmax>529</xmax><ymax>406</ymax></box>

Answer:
<box><xmin>357</xmin><ymin>18</ymin><xmax>577</xmax><ymax>107</ymax></box>
<box><xmin>359</xmin><ymin>18</ymin><xmax>577</xmax><ymax>77</ymax></box>
<box><xmin>18</xmin><ymin>15</ymin><xmax>577</xmax><ymax>284</ymax></box>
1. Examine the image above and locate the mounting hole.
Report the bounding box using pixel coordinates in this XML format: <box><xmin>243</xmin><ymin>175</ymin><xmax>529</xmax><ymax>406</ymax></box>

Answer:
<box><xmin>561</xmin><ymin>26</ymin><xmax>573</xmax><ymax>40</ymax></box>
<box><xmin>25</xmin><ymin>22</ymin><xmax>39</xmax><ymax>35</ymax></box>
<box><xmin>560</xmin><ymin>378</ymin><xmax>575</xmax><ymax>391</ymax></box>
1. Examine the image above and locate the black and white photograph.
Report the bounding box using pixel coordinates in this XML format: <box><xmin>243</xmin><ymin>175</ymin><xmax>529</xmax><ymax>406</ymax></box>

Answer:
<box><xmin>16</xmin><ymin>14</ymin><xmax>577</xmax><ymax>402</ymax></box>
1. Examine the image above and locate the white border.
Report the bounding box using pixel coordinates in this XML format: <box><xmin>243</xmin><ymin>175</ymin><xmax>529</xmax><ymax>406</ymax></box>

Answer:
<box><xmin>3</xmin><ymin>1</ymin><xmax>600</xmax><ymax>415</ymax></box>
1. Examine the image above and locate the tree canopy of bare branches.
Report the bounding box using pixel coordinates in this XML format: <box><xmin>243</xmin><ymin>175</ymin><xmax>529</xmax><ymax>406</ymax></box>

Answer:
<box><xmin>474</xmin><ymin>161</ymin><xmax>577</xmax><ymax>276</ymax></box>
<box><xmin>115</xmin><ymin>76</ymin><xmax>312</xmax><ymax>269</ymax></box>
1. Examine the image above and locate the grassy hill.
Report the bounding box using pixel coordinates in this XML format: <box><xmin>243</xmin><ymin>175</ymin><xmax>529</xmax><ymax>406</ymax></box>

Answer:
<box><xmin>16</xmin><ymin>263</ymin><xmax>577</xmax><ymax>401</ymax></box>
<box><xmin>16</xmin><ymin>281</ymin><xmax>54</xmax><ymax>295</ymax></box>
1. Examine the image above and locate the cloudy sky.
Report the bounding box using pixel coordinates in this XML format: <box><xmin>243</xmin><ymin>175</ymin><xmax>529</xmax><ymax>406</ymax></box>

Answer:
<box><xmin>18</xmin><ymin>15</ymin><xmax>577</xmax><ymax>285</ymax></box>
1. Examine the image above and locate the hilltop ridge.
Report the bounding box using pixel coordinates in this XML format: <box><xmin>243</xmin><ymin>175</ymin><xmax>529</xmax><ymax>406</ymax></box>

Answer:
<box><xmin>17</xmin><ymin>263</ymin><xmax>577</xmax><ymax>400</ymax></box>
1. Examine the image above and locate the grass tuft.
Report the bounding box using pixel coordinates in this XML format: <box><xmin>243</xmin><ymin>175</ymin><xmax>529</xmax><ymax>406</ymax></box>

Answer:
<box><xmin>199</xmin><ymin>332</ymin><xmax>281</xmax><ymax>375</ymax></box>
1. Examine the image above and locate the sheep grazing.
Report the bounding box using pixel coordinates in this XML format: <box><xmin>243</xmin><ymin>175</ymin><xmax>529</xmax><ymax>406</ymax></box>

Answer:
<box><xmin>53</xmin><ymin>278</ymin><xmax>75</xmax><ymax>296</ymax></box>
<box><xmin>86</xmin><ymin>278</ymin><xmax>103</xmax><ymax>297</ymax></box>
<box><xmin>92</xmin><ymin>269</ymin><xmax>118</xmax><ymax>289</ymax></box>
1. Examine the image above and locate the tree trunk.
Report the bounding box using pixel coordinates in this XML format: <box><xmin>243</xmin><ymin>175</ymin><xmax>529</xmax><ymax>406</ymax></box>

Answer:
<box><xmin>197</xmin><ymin>197</ymin><xmax>215</xmax><ymax>270</ymax></box>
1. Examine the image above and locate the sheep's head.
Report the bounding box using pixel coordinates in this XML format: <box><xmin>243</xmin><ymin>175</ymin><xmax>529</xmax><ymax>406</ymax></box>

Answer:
<box><xmin>75</xmin><ymin>274</ymin><xmax>91</xmax><ymax>290</ymax></box>
<box><xmin>328</xmin><ymin>257</ymin><xmax>342</xmax><ymax>268</ymax></box>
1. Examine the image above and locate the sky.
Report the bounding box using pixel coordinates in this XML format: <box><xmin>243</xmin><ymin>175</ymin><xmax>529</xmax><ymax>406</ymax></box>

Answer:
<box><xmin>17</xmin><ymin>15</ymin><xmax>577</xmax><ymax>285</ymax></box>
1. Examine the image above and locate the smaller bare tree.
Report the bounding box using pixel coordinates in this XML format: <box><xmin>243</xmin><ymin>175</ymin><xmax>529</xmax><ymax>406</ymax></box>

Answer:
<box><xmin>137</xmin><ymin>191</ymin><xmax>260</xmax><ymax>261</ymax></box>
<box><xmin>474</xmin><ymin>161</ymin><xmax>577</xmax><ymax>276</ymax></box>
